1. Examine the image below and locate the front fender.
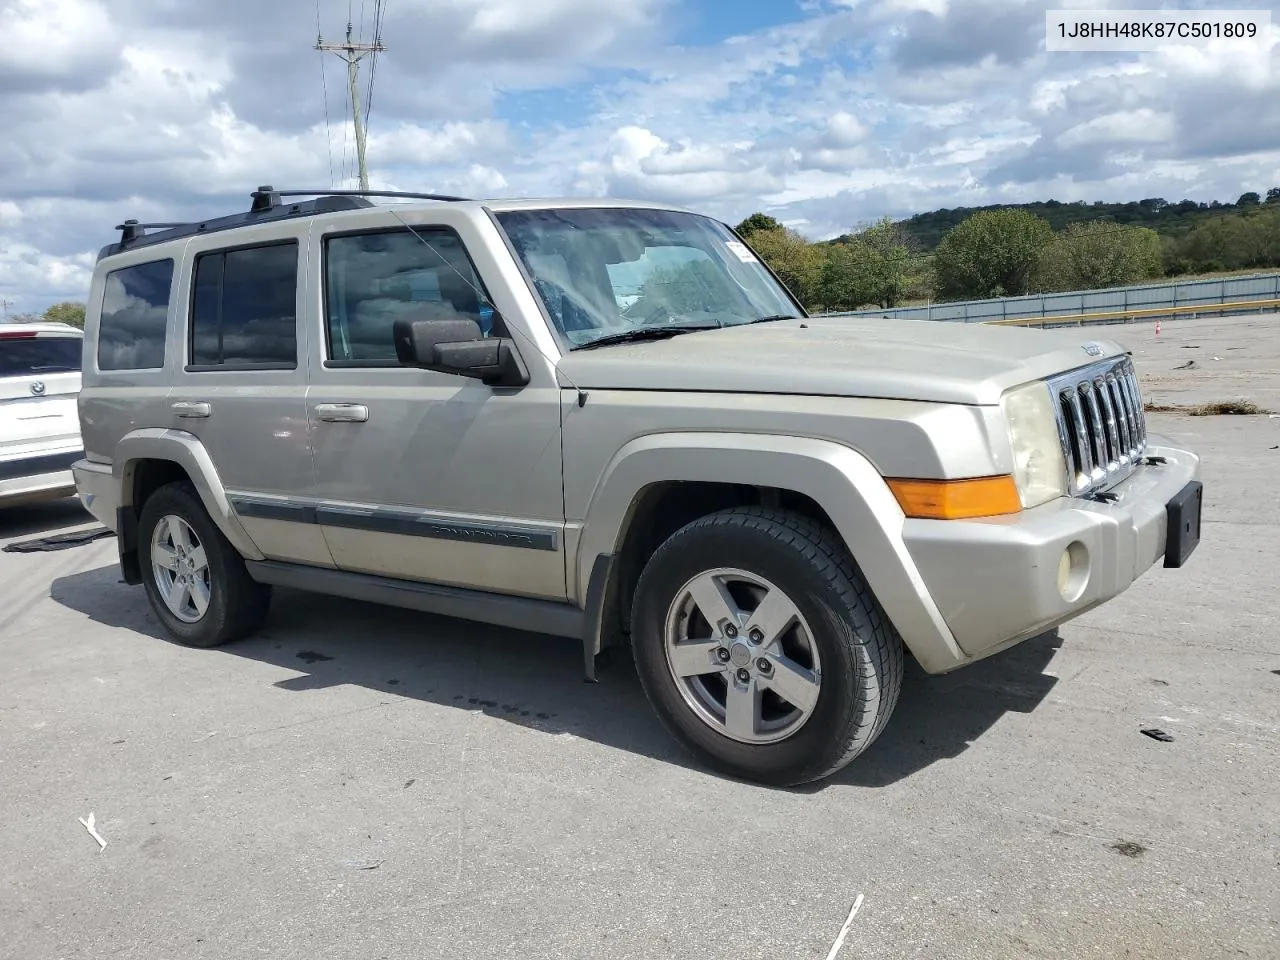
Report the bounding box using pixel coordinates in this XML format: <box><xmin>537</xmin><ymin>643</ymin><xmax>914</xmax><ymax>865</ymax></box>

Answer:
<box><xmin>575</xmin><ymin>432</ymin><xmax>965</xmax><ymax>673</ymax></box>
<box><xmin>115</xmin><ymin>428</ymin><xmax>265</xmax><ymax>561</ymax></box>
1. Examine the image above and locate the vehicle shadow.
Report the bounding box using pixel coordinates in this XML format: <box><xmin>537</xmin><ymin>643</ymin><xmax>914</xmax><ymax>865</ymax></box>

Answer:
<box><xmin>0</xmin><ymin>497</ymin><xmax>92</xmax><ymax>542</ymax></box>
<box><xmin>49</xmin><ymin>560</ymin><xmax>1061</xmax><ymax>791</ymax></box>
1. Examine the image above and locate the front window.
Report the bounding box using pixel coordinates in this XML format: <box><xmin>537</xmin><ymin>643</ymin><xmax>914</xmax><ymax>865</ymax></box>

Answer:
<box><xmin>324</xmin><ymin>228</ymin><xmax>494</xmax><ymax>365</ymax></box>
<box><xmin>494</xmin><ymin>207</ymin><xmax>802</xmax><ymax>348</ymax></box>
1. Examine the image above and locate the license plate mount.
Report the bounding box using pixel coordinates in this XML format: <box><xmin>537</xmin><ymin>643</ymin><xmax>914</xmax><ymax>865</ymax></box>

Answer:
<box><xmin>1164</xmin><ymin>480</ymin><xmax>1203</xmax><ymax>568</ymax></box>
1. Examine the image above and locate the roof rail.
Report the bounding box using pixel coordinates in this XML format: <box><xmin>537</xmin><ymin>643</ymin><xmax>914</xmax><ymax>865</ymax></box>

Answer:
<box><xmin>250</xmin><ymin>186</ymin><xmax>472</xmax><ymax>211</ymax></box>
<box><xmin>100</xmin><ymin>185</ymin><xmax>471</xmax><ymax>262</ymax></box>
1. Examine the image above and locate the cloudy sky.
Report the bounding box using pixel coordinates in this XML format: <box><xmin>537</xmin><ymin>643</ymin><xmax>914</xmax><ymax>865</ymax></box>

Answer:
<box><xmin>3</xmin><ymin>0</ymin><xmax>1279</xmax><ymax>312</ymax></box>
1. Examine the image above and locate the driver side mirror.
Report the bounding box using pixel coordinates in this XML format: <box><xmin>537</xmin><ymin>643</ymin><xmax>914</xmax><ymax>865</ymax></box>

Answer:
<box><xmin>393</xmin><ymin>316</ymin><xmax>529</xmax><ymax>388</ymax></box>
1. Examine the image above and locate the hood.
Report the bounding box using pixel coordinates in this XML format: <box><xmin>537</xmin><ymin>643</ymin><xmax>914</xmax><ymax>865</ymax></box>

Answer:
<box><xmin>555</xmin><ymin>315</ymin><xmax>1127</xmax><ymax>406</ymax></box>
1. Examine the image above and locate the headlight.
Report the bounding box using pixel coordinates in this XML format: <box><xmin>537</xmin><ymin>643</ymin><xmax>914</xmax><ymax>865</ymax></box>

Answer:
<box><xmin>1001</xmin><ymin>381</ymin><xmax>1067</xmax><ymax>509</ymax></box>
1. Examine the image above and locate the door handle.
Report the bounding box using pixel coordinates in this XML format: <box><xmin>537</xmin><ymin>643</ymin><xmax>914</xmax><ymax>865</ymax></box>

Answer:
<box><xmin>316</xmin><ymin>403</ymin><xmax>369</xmax><ymax>423</ymax></box>
<box><xmin>171</xmin><ymin>401</ymin><xmax>211</xmax><ymax>419</ymax></box>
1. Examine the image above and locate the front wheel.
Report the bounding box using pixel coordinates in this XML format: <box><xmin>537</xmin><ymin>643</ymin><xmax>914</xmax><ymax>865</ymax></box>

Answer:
<box><xmin>630</xmin><ymin>507</ymin><xmax>903</xmax><ymax>786</ymax></box>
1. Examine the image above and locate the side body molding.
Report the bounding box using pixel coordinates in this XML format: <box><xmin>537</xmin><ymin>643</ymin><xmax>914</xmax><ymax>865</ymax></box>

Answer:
<box><xmin>114</xmin><ymin>428</ymin><xmax>266</xmax><ymax>561</ymax></box>
<box><xmin>574</xmin><ymin>432</ymin><xmax>966</xmax><ymax>674</ymax></box>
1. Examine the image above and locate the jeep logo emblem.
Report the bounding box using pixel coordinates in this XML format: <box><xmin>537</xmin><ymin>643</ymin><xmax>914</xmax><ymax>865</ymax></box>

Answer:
<box><xmin>1081</xmin><ymin>342</ymin><xmax>1103</xmax><ymax>357</ymax></box>
<box><xmin>30</xmin><ymin>381</ymin><xmax>46</xmax><ymax>396</ymax></box>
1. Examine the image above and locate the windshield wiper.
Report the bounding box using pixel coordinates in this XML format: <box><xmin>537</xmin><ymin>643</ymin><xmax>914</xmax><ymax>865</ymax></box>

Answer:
<box><xmin>748</xmin><ymin>314</ymin><xmax>801</xmax><ymax>325</ymax></box>
<box><xmin>574</xmin><ymin>321</ymin><xmax>722</xmax><ymax>351</ymax></box>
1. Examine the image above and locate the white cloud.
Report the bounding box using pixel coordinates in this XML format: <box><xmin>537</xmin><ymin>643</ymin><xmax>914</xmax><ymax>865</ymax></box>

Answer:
<box><xmin>0</xmin><ymin>0</ymin><xmax>121</xmax><ymax>91</ymax></box>
<box><xmin>1056</xmin><ymin>109</ymin><xmax>1176</xmax><ymax>149</ymax></box>
<box><xmin>371</xmin><ymin>121</ymin><xmax>511</xmax><ymax>169</ymax></box>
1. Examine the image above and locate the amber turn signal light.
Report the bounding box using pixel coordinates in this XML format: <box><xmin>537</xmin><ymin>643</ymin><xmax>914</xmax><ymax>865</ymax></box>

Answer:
<box><xmin>886</xmin><ymin>475</ymin><xmax>1022</xmax><ymax>520</ymax></box>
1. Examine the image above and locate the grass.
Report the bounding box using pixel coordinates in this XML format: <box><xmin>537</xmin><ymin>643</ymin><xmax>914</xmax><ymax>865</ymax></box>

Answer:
<box><xmin>1144</xmin><ymin>400</ymin><xmax>1272</xmax><ymax>416</ymax></box>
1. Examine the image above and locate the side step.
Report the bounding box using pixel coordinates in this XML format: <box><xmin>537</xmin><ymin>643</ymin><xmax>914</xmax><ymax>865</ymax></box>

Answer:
<box><xmin>246</xmin><ymin>560</ymin><xmax>584</xmax><ymax>637</ymax></box>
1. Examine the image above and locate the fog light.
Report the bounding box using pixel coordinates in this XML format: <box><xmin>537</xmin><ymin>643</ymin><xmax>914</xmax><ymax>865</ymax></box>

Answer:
<box><xmin>1057</xmin><ymin>541</ymin><xmax>1089</xmax><ymax>602</ymax></box>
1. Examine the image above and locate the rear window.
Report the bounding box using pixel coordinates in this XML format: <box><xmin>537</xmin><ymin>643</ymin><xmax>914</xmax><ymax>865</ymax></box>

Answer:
<box><xmin>99</xmin><ymin>258</ymin><xmax>174</xmax><ymax>371</ymax></box>
<box><xmin>190</xmin><ymin>241</ymin><xmax>299</xmax><ymax>368</ymax></box>
<box><xmin>0</xmin><ymin>336</ymin><xmax>83</xmax><ymax>377</ymax></box>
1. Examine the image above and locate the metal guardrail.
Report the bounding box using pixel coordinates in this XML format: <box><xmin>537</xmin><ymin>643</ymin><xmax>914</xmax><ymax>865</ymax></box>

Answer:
<box><xmin>821</xmin><ymin>271</ymin><xmax>1280</xmax><ymax>326</ymax></box>
<box><xmin>988</xmin><ymin>297</ymin><xmax>1280</xmax><ymax>328</ymax></box>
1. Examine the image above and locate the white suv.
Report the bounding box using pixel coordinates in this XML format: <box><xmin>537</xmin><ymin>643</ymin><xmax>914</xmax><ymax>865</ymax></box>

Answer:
<box><xmin>0</xmin><ymin>322</ymin><xmax>84</xmax><ymax>508</ymax></box>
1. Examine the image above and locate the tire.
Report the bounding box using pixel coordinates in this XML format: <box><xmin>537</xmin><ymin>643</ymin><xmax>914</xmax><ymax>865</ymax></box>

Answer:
<box><xmin>630</xmin><ymin>506</ymin><xmax>903</xmax><ymax>787</ymax></box>
<box><xmin>137</xmin><ymin>480</ymin><xmax>271</xmax><ymax>648</ymax></box>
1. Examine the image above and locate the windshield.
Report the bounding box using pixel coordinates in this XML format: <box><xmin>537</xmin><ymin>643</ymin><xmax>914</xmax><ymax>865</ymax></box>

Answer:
<box><xmin>494</xmin><ymin>207</ymin><xmax>802</xmax><ymax>348</ymax></box>
<box><xmin>0</xmin><ymin>335</ymin><xmax>83</xmax><ymax>377</ymax></box>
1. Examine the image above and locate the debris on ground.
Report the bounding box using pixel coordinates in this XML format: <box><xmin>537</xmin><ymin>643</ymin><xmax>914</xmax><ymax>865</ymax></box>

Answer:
<box><xmin>1141</xmin><ymin>728</ymin><xmax>1175</xmax><ymax>742</ymax></box>
<box><xmin>1111</xmin><ymin>841</ymin><xmax>1147</xmax><ymax>858</ymax></box>
<box><xmin>78</xmin><ymin>812</ymin><xmax>107</xmax><ymax>851</ymax></box>
<box><xmin>1174</xmin><ymin>360</ymin><xmax>1196</xmax><ymax>370</ymax></box>
<box><xmin>1145</xmin><ymin>400</ymin><xmax>1272</xmax><ymax>416</ymax></box>
<box><xmin>824</xmin><ymin>893</ymin><xmax>865</xmax><ymax>960</ymax></box>
<box><xmin>341</xmin><ymin>858</ymin><xmax>385</xmax><ymax>871</ymax></box>
<box><xmin>2</xmin><ymin>527</ymin><xmax>115</xmax><ymax>554</ymax></box>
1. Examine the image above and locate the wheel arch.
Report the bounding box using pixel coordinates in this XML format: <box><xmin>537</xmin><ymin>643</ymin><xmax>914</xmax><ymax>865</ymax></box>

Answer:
<box><xmin>113</xmin><ymin>429</ymin><xmax>265</xmax><ymax>566</ymax></box>
<box><xmin>577</xmin><ymin>432</ymin><xmax>966</xmax><ymax>674</ymax></box>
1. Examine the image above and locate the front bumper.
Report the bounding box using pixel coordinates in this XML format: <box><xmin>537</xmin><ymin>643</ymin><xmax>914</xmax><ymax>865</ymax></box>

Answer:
<box><xmin>902</xmin><ymin>436</ymin><xmax>1201</xmax><ymax>667</ymax></box>
<box><xmin>0</xmin><ymin>448</ymin><xmax>82</xmax><ymax>508</ymax></box>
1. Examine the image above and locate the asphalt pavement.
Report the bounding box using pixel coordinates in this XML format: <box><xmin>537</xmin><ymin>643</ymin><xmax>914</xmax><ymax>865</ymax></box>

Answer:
<box><xmin>1</xmin><ymin>314</ymin><xmax>1276</xmax><ymax>959</ymax></box>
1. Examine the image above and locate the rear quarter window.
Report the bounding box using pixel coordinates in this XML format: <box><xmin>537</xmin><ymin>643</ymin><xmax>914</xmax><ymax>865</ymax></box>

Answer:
<box><xmin>98</xmin><ymin>258</ymin><xmax>175</xmax><ymax>371</ymax></box>
<box><xmin>0</xmin><ymin>335</ymin><xmax>82</xmax><ymax>377</ymax></box>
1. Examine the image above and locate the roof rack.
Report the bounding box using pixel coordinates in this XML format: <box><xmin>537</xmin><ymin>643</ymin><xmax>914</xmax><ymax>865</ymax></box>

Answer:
<box><xmin>100</xmin><ymin>184</ymin><xmax>472</xmax><ymax>261</ymax></box>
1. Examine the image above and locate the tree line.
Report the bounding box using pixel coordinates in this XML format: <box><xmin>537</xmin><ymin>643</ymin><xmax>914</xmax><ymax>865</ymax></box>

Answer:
<box><xmin>877</xmin><ymin>188</ymin><xmax>1280</xmax><ymax>250</ymax></box>
<box><xmin>6</xmin><ymin>301</ymin><xmax>86</xmax><ymax>328</ymax></box>
<box><xmin>737</xmin><ymin>187</ymin><xmax>1280</xmax><ymax>310</ymax></box>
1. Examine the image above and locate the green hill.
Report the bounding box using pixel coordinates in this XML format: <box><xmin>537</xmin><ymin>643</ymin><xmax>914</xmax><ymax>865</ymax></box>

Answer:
<box><xmin>847</xmin><ymin>190</ymin><xmax>1280</xmax><ymax>251</ymax></box>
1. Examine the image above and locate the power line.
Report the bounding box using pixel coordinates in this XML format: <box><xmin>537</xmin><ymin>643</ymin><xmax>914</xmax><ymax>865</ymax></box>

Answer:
<box><xmin>363</xmin><ymin>0</ymin><xmax>385</xmax><ymax>144</ymax></box>
<box><xmin>315</xmin><ymin>0</ymin><xmax>336</xmax><ymax>187</ymax></box>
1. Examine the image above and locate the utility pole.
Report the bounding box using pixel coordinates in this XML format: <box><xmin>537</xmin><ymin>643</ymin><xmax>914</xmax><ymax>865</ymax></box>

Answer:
<box><xmin>315</xmin><ymin>22</ymin><xmax>385</xmax><ymax>191</ymax></box>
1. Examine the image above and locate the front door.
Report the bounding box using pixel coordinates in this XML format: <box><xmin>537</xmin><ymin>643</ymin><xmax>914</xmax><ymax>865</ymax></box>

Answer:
<box><xmin>303</xmin><ymin>218</ymin><xmax>566</xmax><ymax>600</ymax></box>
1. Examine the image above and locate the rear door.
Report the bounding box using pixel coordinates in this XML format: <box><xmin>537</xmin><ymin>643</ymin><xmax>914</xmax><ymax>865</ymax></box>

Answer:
<box><xmin>168</xmin><ymin>224</ymin><xmax>334</xmax><ymax>568</ymax></box>
<box><xmin>0</xmin><ymin>327</ymin><xmax>84</xmax><ymax>471</ymax></box>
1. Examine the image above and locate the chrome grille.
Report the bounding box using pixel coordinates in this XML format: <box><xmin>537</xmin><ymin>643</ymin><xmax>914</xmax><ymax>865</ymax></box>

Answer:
<box><xmin>1048</xmin><ymin>355</ymin><xmax>1147</xmax><ymax>496</ymax></box>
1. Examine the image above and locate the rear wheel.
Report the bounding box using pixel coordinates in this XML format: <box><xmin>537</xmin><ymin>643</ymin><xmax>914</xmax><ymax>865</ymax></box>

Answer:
<box><xmin>137</xmin><ymin>481</ymin><xmax>271</xmax><ymax>648</ymax></box>
<box><xmin>630</xmin><ymin>507</ymin><xmax>903</xmax><ymax>786</ymax></box>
